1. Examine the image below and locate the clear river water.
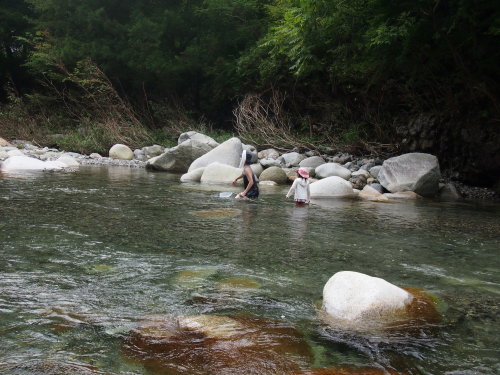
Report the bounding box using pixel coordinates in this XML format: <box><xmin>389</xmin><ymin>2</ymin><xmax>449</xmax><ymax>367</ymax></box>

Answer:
<box><xmin>0</xmin><ymin>166</ymin><xmax>498</xmax><ymax>375</ymax></box>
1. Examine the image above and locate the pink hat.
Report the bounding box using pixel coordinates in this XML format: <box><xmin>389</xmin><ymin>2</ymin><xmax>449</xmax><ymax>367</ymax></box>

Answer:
<box><xmin>297</xmin><ymin>168</ymin><xmax>309</xmax><ymax>178</ymax></box>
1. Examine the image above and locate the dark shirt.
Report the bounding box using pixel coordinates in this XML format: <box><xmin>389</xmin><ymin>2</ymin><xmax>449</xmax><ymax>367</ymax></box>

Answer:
<box><xmin>243</xmin><ymin>166</ymin><xmax>259</xmax><ymax>198</ymax></box>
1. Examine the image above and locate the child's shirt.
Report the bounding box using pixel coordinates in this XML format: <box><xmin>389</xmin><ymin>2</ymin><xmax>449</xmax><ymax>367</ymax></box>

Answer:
<box><xmin>286</xmin><ymin>178</ymin><xmax>310</xmax><ymax>201</ymax></box>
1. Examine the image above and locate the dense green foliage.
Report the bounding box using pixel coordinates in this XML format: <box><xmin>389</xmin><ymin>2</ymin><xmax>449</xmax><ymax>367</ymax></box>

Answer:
<box><xmin>0</xmin><ymin>0</ymin><xmax>499</xmax><ymax>159</ymax></box>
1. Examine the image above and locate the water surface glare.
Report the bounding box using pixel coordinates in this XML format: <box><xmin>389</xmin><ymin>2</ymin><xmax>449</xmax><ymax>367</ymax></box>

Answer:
<box><xmin>0</xmin><ymin>166</ymin><xmax>499</xmax><ymax>374</ymax></box>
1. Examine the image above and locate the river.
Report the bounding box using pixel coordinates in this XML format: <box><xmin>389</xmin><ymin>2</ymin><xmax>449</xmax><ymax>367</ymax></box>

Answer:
<box><xmin>0</xmin><ymin>166</ymin><xmax>498</xmax><ymax>374</ymax></box>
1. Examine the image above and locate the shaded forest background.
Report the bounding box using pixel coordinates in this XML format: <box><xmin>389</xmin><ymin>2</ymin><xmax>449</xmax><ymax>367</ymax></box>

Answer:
<box><xmin>0</xmin><ymin>0</ymin><xmax>499</xmax><ymax>185</ymax></box>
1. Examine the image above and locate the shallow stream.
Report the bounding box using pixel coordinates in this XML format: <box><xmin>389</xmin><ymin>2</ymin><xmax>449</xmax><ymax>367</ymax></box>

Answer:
<box><xmin>0</xmin><ymin>166</ymin><xmax>498</xmax><ymax>374</ymax></box>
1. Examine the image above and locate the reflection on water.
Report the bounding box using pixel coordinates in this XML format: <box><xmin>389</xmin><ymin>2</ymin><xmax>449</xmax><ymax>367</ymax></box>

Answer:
<box><xmin>0</xmin><ymin>166</ymin><xmax>499</xmax><ymax>374</ymax></box>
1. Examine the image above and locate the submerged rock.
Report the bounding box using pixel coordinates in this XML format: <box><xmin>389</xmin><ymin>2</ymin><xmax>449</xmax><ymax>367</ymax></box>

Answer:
<box><xmin>190</xmin><ymin>208</ymin><xmax>241</xmax><ymax>218</ymax></box>
<box><xmin>215</xmin><ymin>278</ymin><xmax>262</xmax><ymax>291</ymax></box>
<box><xmin>123</xmin><ymin>314</ymin><xmax>313</xmax><ymax>375</ymax></box>
<box><xmin>174</xmin><ymin>267</ymin><xmax>219</xmax><ymax>288</ymax></box>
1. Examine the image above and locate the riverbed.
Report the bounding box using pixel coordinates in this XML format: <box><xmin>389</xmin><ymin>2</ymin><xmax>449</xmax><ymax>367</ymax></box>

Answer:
<box><xmin>0</xmin><ymin>166</ymin><xmax>498</xmax><ymax>374</ymax></box>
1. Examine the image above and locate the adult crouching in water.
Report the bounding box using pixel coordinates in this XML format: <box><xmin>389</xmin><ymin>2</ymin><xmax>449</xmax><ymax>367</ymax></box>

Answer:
<box><xmin>232</xmin><ymin>151</ymin><xmax>259</xmax><ymax>199</ymax></box>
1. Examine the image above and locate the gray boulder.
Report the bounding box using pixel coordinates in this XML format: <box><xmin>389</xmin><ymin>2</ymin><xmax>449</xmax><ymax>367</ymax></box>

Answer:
<box><xmin>178</xmin><ymin>131</ymin><xmax>219</xmax><ymax>148</ymax></box>
<box><xmin>300</xmin><ymin>156</ymin><xmax>326</xmax><ymax>169</ymax></box>
<box><xmin>147</xmin><ymin>139</ymin><xmax>213</xmax><ymax>172</ymax></box>
<box><xmin>369</xmin><ymin>165</ymin><xmax>382</xmax><ymax>179</ymax></box>
<box><xmin>281</xmin><ymin>152</ymin><xmax>306</xmax><ymax>167</ymax></box>
<box><xmin>378</xmin><ymin>153</ymin><xmax>441</xmax><ymax>197</ymax></box>
<box><xmin>260</xmin><ymin>157</ymin><xmax>284</xmax><ymax>168</ymax></box>
<box><xmin>259</xmin><ymin>166</ymin><xmax>288</xmax><ymax>185</ymax></box>
<box><xmin>315</xmin><ymin>163</ymin><xmax>351</xmax><ymax>180</ymax></box>
<box><xmin>188</xmin><ymin>137</ymin><xmax>243</xmax><ymax>172</ymax></box>
<box><xmin>143</xmin><ymin>145</ymin><xmax>165</xmax><ymax>159</ymax></box>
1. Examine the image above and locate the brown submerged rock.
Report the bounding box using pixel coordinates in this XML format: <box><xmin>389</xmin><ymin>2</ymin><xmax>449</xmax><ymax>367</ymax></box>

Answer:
<box><xmin>123</xmin><ymin>314</ymin><xmax>313</xmax><ymax>375</ymax></box>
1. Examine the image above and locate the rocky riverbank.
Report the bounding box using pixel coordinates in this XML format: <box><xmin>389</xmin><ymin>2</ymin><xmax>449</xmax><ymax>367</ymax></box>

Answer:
<box><xmin>0</xmin><ymin>135</ymin><xmax>498</xmax><ymax>201</ymax></box>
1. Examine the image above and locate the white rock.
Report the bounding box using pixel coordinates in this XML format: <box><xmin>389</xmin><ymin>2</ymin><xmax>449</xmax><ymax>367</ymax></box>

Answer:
<box><xmin>200</xmin><ymin>162</ymin><xmax>242</xmax><ymax>184</ymax></box>
<box><xmin>56</xmin><ymin>155</ymin><xmax>79</xmax><ymax>167</ymax></box>
<box><xmin>315</xmin><ymin>163</ymin><xmax>352</xmax><ymax>180</ymax></box>
<box><xmin>378</xmin><ymin>153</ymin><xmax>440</xmax><ymax>196</ymax></box>
<box><xmin>109</xmin><ymin>144</ymin><xmax>134</xmax><ymax>160</ymax></box>
<box><xmin>180</xmin><ymin>167</ymin><xmax>205</xmax><ymax>182</ymax></box>
<box><xmin>7</xmin><ymin>149</ymin><xmax>24</xmax><ymax>157</ymax></box>
<box><xmin>188</xmin><ymin>137</ymin><xmax>242</xmax><ymax>172</ymax></box>
<box><xmin>310</xmin><ymin>176</ymin><xmax>355</xmax><ymax>198</ymax></box>
<box><xmin>1</xmin><ymin>155</ymin><xmax>63</xmax><ymax>171</ymax></box>
<box><xmin>90</xmin><ymin>153</ymin><xmax>102</xmax><ymax>159</ymax></box>
<box><xmin>322</xmin><ymin>271</ymin><xmax>412</xmax><ymax>323</ymax></box>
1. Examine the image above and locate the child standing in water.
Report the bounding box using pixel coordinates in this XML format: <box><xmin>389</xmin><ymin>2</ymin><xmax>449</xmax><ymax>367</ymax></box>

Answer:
<box><xmin>285</xmin><ymin>168</ymin><xmax>310</xmax><ymax>205</ymax></box>
<box><xmin>233</xmin><ymin>151</ymin><xmax>259</xmax><ymax>199</ymax></box>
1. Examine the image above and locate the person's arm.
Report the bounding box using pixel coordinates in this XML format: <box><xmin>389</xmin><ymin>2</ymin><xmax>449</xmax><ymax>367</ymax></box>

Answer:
<box><xmin>240</xmin><ymin>167</ymin><xmax>254</xmax><ymax>196</ymax></box>
<box><xmin>285</xmin><ymin>179</ymin><xmax>298</xmax><ymax>199</ymax></box>
<box><xmin>232</xmin><ymin>173</ymin><xmax>243</xmax><ymax>185</ymax></box>
<box><xmin>306</xmin><ymin>181</ymin><xmax>311</xmax><ymax>203</ymax></box>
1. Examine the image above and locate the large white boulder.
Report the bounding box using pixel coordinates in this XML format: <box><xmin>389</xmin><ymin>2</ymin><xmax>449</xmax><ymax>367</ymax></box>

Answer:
<box><xmin>178</xmin><ymin>131</ymin><xmax>219</xmax><ymax>148</ymax></box>
<box><xmin>322</xmin><ymin>271</ymin><xmax>412</xmax><ymax>324</ymax></box>
<box><xmin>378</xmin><ymin>153</ymin><xmax>441</xmax><ymax>197</ymax></box>
<box><xmin>109</xmin><ymin>144</ymin><xmax>134</xmax><ymax>160</ymax></box>
<box><xmin>310</xmin><ymin>176</ymin><xmax>356</xmax><ymax>198</ymax></box>
<box><xmin>200</xmin><ymin>162</ymin><xmax>242</xmax><ymax>184</ymax></box>
<box><xmin>188</xmin><ymin>137</ymin><xmax>243</xmax><ymax>172</ymax></box>
<box><xmin>147</xmin><ymin>139</ymin><xmax>214</xmax><ymax>172</ymax></box>
<box><xmin>180</xmin><ymin>167</ymin><xmax>205</xmax><ymax>182</ymax></box>
<box><xmin>315</xmin><ymin>163</ymin><xmax>352</xmax><ymax>180</ymax></box>
<box><xmin>1</xmin><ymin>155</ymin><xmax>64</xmax><ymax>171</ymax></box>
